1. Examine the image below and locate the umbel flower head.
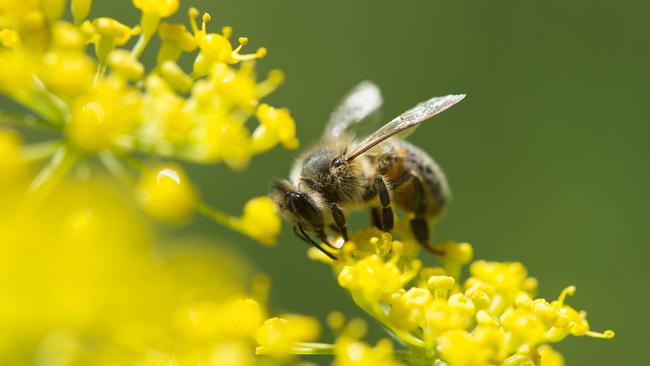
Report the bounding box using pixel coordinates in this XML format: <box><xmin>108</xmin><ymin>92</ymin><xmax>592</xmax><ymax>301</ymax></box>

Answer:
<box><xmin>263</xmin><ymin>227</ymin><xmax>614</xmax><ymax>366</ymax></box>
<box><xmin>0</xmin><ymin>0</ymin><xmax>291</xmax><ymax>244</ymax></box>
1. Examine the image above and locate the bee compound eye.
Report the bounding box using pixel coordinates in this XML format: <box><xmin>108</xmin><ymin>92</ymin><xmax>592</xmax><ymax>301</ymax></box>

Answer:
<box><xmin>332</xmin><ymin>158</ymin><xmax>343</xmax><ymax>167</ymax></box>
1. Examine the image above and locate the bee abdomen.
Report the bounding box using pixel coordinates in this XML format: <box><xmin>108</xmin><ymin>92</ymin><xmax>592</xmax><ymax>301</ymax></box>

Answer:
<box><xmin>384</xmin><ymin>140</ymin><xmax>450</xmax><ymax>217</ymax></box>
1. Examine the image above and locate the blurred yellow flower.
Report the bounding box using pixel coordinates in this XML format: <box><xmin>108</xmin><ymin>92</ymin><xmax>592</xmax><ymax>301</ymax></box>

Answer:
<box><xmin>253</xmin><ymin>103</ymin><xmax>299</xmax><ymax>152</ymax></box>
<box><xmin>334</xmin><ymin>337</ymin><xmax>403</xmax><ymax>366</ymax></box>
<box><xmin>133</xmin><ymin>0</ymin><xmax>179</xmax><ymax>18</ymax></box>
<box><xmin>235</xmin><ymin>196</ymin><xmax>282</xmax><ymax>246</ymax></box>
<box><xmin>0</xmin><ymin>177</ymin><xmax>269</xmax><ymax>365</ymax></box>
<box><xmin>0</xmin><ymin>129</ymin><xmax>25</xmax><ymax>179</ymax></box>
<box><xmin>136</xmin><ymin>164</ymin><xmax>198</xmax><ymax>223</ymax></box>
<box><xmin>256</xmin><ymin>315</ymin><xmax>320</xmax><ymax>356</ymax></box>
<box><xmin>0</xmin><ymin>0</ymin><xmax>293</xmax><ymax>246</ymax></box>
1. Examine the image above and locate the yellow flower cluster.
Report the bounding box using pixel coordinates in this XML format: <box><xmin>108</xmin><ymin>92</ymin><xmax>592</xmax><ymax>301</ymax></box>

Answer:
<box><xmin>303</xmin><ymin>228</ymin><xmax>614</xmax><ymax>366</ymax></box>
<box><xmin>0</xmin><ymin>0</ymin><xmax>292</xmax><ymax>244</ymax></box>
<box><xmin>255</xmin><ymin>310</ymin><xmax>405</xmax><ymax>366</ymax></box>
<box><xmin>0</xmin><ymin>176</ymin><xmax>284</xmax><ymax>365</ymax></box>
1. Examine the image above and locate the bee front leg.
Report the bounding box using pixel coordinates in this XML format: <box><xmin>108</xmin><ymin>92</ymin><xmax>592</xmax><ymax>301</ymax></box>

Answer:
<box><xmin>293</xmin><ymin>225</ymin><xmax>337</xmax><ymax>260</ymax></box>
<box><xmin>374</xmin><ymin>175</ymin><xmax>394</xmax><ymax>232</ymax></box>
<box><xmin>329</xmin><ymin>203</ymin><xmax>349</xmax><ymax>241</ymax></box>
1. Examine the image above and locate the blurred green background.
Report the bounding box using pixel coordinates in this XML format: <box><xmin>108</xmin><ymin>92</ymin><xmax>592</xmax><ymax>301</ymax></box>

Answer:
<box><xmin>55</xmin><ymin>0</ymin><xmax>650</xmax><ymax>364</ymax></box>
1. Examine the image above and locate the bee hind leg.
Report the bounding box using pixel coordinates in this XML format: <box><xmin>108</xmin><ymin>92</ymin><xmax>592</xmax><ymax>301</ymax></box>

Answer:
<box><xmin>370</xmin><ymin>207</ymin><xmax>383</xmax><ymax>230</ymax></box>
<box><xmin>409</xmin><ymin>218</ymin><xmax>442</xmax><ymax>255</ymax></box>
<box><xmin>293</xmin><ymin>225</ymin><xmax>337</xmax><ymax>260</ymax></box>
<box><xmin>408</xmin><ymin>173</ymin><xmax>444</xmax><ymax>255</ymax></box>
<box><xmin>374</xmin><ymin>176</ymin><xmax>394</xmax><ymax>232</ymax></box>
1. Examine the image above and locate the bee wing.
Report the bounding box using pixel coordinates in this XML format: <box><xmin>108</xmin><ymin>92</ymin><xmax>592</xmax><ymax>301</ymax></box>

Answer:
<box><xmin>346</xmin><ymin>94</ymin><xmax>466</xmax><ymax>161</ymax></box>
<box><xmin>322</xmin><ymin>81</ymin><xmax>383</xmax><ymax>141</ymax></box>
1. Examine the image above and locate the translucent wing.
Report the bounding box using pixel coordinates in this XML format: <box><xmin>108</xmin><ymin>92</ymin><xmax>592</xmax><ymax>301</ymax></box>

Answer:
<box><xmin>346</xmin><ymin>94</ymin><xmax>466</xmax><ymax>161</ymax></box>
<box><xmin>322</xmin><ymin>81</ymin><xmax>383</xmax><ymax>141</ymax></box>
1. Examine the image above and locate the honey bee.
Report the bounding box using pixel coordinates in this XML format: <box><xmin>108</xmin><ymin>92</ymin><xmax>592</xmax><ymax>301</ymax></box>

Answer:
<box><xmin>271</xmin><ymin>81</ymin><xmax>465</xmax><ymax>259</ymax></box>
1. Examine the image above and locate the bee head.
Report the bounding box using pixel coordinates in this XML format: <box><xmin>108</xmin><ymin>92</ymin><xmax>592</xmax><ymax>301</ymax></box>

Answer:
<box><xmin>270</xmin><ymin>179</ymin><xmax>324</xmax><ymax>229</ymax></box>
<box><xmin>297</xmin><ymin>146</ymin><xmax>364</xmax><ymax>202</ymax></box>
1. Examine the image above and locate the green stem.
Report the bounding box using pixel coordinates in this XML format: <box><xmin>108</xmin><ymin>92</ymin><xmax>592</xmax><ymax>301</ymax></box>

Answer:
<box><xmin>27</xmin><ymin>144</ymin><xmax>79</xmax><ymax>205</ymax></box>
<box><xmin>351</xmin><ymin>294</ymin><xmax>426</xmax><ymax>348</ymax></box>
<box><xmin>29</xmin><ymin>76</ymin><xmax>68</xmax><ymax>125</ymax></box>
<box><xmin>197</xmin><ymin>203</ymin><xmax>241</xmax><ymax>230</ymax></box>
<box><xmin>130</xmin><ymin>34</ymin><xmax>149</xmax><ymax>59</ymax></box>
<box><xmin>99</xmin><ymin>151</ymin><xmax>133</xmax><ymax>184</ymax></box>
<box><xmin>0</xmin><ymin>111</ymin><xmax>42</xmax><ymax>128</ymax></box>
<box><xmin>290</xmin><ymin>342</ymin><xmax>335</xmax><ymax>356</ymax></box>
<box><xmin>132</xmin><ymin>13</ymin><xmax>160</xmax><ymax>59</ymax></box>
<box><xmin>22</xmin><ymin>140</ymin><xmax>60</xmax><ymax>162</ymax></box>
<box><xmin>393</xmin><ymin>349</ymin><xmax>412</xmax><ymax>361</ymax></box>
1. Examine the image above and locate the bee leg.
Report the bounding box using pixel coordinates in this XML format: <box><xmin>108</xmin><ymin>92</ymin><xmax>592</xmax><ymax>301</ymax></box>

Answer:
<box><xmin>410</xmin><ymin>218</ymin><xmax>429</xmax><ymax>244</ymax></box>
<box><xmin>330</xmin><ymin>203</ymin><xmax>349</xmax><ymax>241</ymax></box>
<box><xmin>408</xmin><ymin>173</ymin><xmax>444</xmax><ymax>255</ymax></box>
<box><xmin>374</xmin><ymin>176</ymin><xmax>394</xmax><ymax>232</ymax></box>
<box><xmin>410</xmin><ymin>218</ymin><xmax>444</xmax><ymax>256</ymax></box>
<box><xmin>294</xmin><ymin>225</ymin><xmax>337</xmax><ymax>260</ymax></box>
<box><xmin>370</xmin><ymin>207</ymin><xmax>383</xmax><ymax>230</ymax></box>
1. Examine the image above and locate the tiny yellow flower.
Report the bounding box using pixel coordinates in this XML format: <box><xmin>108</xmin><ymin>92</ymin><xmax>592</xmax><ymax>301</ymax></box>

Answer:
<box><xmin>87</xmin><ymin>17</ymin><xmax>140</xmax><ymax>64</ymax></box>
<box><xmin>66</xmin><ymin>78</ymin><xmax>141</xmax><ymax>152</ymax></box>
<box><xmin>71</xmin><ymin>0</ymin><xmax>92</xmax><ymax>23</ymax></box>
<box><xmin>388</xmin><ymin>287</ymin><xmax>432</xmax><ymax>330</ymax></box>
<box><xmin>0</xmin><ymin>49</ymin><xmax>38</xmax><ymax>94</ymax></box>
<box><xmin>539</xmin><ymin>345</ymin><xmax>565</xmax><ymax>366</ymax></box>
<box><xmin>195</xmin><ymin>112</ymin><xmax>253</xmax><ymax>168</ymax></box>
<box><xmin>427</xmin><ymin>275</ymin><xmax>455</xmax><ymax>298</ymax></box>
<box><xmin>210</xmin><ymin>62</ymin><xmax>260</xmax><ymax>110</ymax></box>
<box><xmin>0</xmin><ymin>28</ymin><xmax>20</xmax><ymax>47</ymax></box>
<box><xmin>469</xmin><ymin>260</ymin><xmax>530</xmax><ymax>294</ymax></box>
<box><xmin>235</xmin><ymin>196</ymin><xmax>282</xmax><ymax>246</ymax></box>
<box><xmin>91</xmin><ymin>17</ymin><xmax>138</xmax><ymax>43</ymax></box>
<box><xmin>42</xmin><ymin>0</ymin><xmax>66</xmax><ymax>22</ymax></box>
<box><xmin>39</xmin><ymin>50</ymin><xmax>95</xmax><ymax>94</ymax></box>
<box><xmin>108</xmin><ymin>49</ymin><xmax>145</xmax><ymax>80</ymax></box>
<box><xmin>333</xmin><ymin>337</ymin><xmax>403</xmax><ymax>366</ymax></box>
<box><xmin>158</xmin><ymin>22</ymin><xmax>197</xmax><ymax>59</ymax></box>
<box><xmin>437</xmin><ymin>330</ymin><xmax>488</xmax><ymax>366</ymax></box>
<box><xmin>256</xmin><ymin>315</ymin><xmax>320</xmax><ymax>357</ymax></box>
<box><xmin>159</xmin><ymin>61</ymin><xmax>193</xmax><ymax>93</ymax></box>
<box><xmin>338</xmin><ymin>254</ymin><xmax>403</xmax><ymax>303</ymax></box>
<box><xmin>51</xmin><ymin>21</ymin><xmax>86</xmax><ymax>49</ymax></box>
<box><xmin>133</xmin><ymin>0</ymin><xmax>179</xmax><ymax>18</ymax></box>
<box><xmin>253</xmin><ymin>103</ymin><xmax>299</xmax><ymax>152</ymax></box>
<box><xmin>135</xmin><ymin>164</ymin><xmax>198</xmax><ymax>223</ymax></box>
<box><xmin>175</xmin><ymin>297</ymin><xmax>263</xmax><ymax>341</ymax></box>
